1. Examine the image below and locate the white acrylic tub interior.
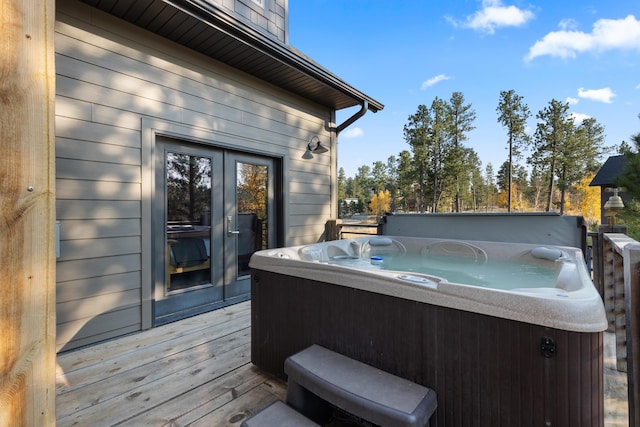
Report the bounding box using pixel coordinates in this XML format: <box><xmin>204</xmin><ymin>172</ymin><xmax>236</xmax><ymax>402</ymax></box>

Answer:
<box><xmin>249</xmin><ymin>236</ymin><xmax>608</xmax><ymax>333</ymax></box>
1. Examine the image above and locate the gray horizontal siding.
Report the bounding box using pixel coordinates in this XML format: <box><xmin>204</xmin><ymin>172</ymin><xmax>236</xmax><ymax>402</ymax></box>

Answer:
<box><xmin>56</xmin><ymin>200</ymin><xmax>140</xmax><ymax>220</ymax></box>
<box><xmin>57</xmin><ymin>137</ymin><xmax>141</xmax><ymax>165</ymax></box>
<box><xmin>56</xmin><ymin>179</ymin><xmax>141</xmax><ymax>201</ymax></box>
<box><xmin>59</xmin><ymin>219</ymin><xmax>140</xmax><ymax>240</ymax></box>
<box><xmin>57</xmin><ymin>271</ymin><xmax>140</xmax><ymax>303</ymax></box>
<box><xmin>56</xmin><ymin>158</ymin><xmax>141</xmax><ymax>182</ymax></box>
<box><xmin>57</xmin><ymin>307</ymin><xmax>141</xmax><ymax>352</ymax></box>
<box><xmin>56</xmin><ymin>254</ymin><xmax>141</xmax><ymax>283</ymax></box>
<box><xmin>57</xmin><ymin>289</ymin><xmax>140</xmax><ymax>324</ymax></box>
<box><xmin>58</xmin><ymin>236</ymin><xmax>141</xmax><ymax>261</ymax></box>
<box><xmin>55</xmin><ymin>0</ymin><xmax>335</xmax><ymax>350</ymax></box>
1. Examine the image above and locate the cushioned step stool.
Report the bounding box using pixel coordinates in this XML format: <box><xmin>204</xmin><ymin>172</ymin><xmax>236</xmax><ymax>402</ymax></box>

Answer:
<box><xmin>284</xmin><ymin>344</ymin><xmax>437</xmax><ymax>427</ymax></box>
<box><xmin>241</xmin><ymin>400</ymin><xmax>320</xmax><ymax>427</ymax></box>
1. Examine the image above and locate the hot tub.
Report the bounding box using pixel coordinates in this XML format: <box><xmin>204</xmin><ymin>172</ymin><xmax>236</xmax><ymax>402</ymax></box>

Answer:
<box><xmin>250</xmin><ymin>236</ymin><xmax>607</xmax><ymax>426</ymax></box>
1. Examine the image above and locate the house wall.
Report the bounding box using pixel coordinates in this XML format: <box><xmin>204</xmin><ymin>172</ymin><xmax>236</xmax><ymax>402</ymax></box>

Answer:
<box><xmin>211</xmin><ymin>0</ymin><xmax>288</xmax><ymax>43</ymax></box>
<box><xmin>55</xmin><ymin>0</ymin><xmax>334</xmax><ymax>351</ymax></box>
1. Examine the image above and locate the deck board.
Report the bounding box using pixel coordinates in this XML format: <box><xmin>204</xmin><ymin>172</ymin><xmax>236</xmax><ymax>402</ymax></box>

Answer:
<box><xmin>56</xmin><ymin>300</ymin><xmax>628</xmax><ymax>426</ymax></box>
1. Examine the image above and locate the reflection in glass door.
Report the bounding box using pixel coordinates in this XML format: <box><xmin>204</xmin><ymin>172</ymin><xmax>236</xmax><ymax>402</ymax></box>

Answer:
<box><xmin>154</xmin><ymin>140</ymin><xmax>224</xmax><ymax>325</ymax></box>
<box><xmin>153</xmin><ymin>139</ymin><xmax>278</xmax><ymax>325</ymax></box>
<box><xmin>224</xmin><ymin>154</ymin><xmax>275</xmax><ymax>299</ymax></box>
<box><xmin>166</xmin><ymin>153</ymin><xmax>212</xmax><ymax>292</ymax></box>
<box><xmin>235</xmin><ymin>162</ymin><xmax>268</xmax><ymax>276</ymax></box>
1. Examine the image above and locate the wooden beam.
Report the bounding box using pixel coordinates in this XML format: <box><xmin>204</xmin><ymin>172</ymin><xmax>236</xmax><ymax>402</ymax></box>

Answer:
<box><xmin>0</xmin><ymin>0</ymin><xmax>56</xmax><ymax>425</ymax></box>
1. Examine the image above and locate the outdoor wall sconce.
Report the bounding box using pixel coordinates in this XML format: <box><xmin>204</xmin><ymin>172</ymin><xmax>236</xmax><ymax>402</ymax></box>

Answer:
<box><xmin>307</xmin><ymin>136</ymin><xmax>329</xmax><ymax>154</ymax></box>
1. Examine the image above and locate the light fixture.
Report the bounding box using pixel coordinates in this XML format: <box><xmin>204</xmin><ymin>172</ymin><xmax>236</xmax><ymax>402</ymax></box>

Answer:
<box><xmin>307</xmin><ymin>136</ymin><xmax>329</xmax><ymax>154</ymax></box>
<box><xmin>604</xmin><ymin>187</ymin><xmax>626</xmax><ymax>225</ymax></box>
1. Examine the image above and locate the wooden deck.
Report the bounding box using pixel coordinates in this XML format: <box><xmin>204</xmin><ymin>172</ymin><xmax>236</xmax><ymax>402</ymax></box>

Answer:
<box><xmin>57</xmin><ymin>300</ymin><xmax>629</xmax><ymax>426</ymax></box>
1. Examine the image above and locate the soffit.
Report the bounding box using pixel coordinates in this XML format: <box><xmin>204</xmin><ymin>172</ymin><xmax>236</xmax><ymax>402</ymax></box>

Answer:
<box><xmin>80</xmin><ymin>0</ymin><xmax>383</xmax><ymax>113</ymax></box>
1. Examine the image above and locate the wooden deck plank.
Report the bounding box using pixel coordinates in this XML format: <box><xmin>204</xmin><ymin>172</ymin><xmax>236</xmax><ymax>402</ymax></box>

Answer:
<box><xmin>56</xmin><ymin>311</ymin><xmax>250</xmax><ymax>395</ymax></box>
<box><xmin>56</xmin><ymin>328</ymin><xmax>250</xmax><ymax>421</ymax></box>
<box><xmin>56</xmin><ymin>303</ymin><xmax>250</xmax><ymax>375</ymax></box>
<box><xmin>126</xmin><ymin>364</ymin><xmax>276</xmax><ymax>426</ymax></box>
<box><xmin>58</xmin><ymin>341</ymin><xmax>253</xmax><ymax>426</ymax></box>
<box><xmin>55</xmin><ymin>300</ymin><xmax>628</xmax><ymax>426</ymax></box>
<box><xmin>190</xmin><ymin>382</ymin><xmax>284</xmax><ymax>427</ymax></box>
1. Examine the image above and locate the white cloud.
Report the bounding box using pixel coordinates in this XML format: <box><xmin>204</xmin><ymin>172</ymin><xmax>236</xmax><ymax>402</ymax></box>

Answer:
<box><xmin>421</xmin><ymin>74</ymin><xmax>452</xmax><ymax>90</ymax></box>
<box><xmin>526</xmin><ymin>15</ymin><xmax>640</xmax><ymax>61</ymax></box>
<box><xmin>341</xmin><ymin>127</ymin><xmax>364</xmax><ymax>138</ymax></box>
<box><xmin>570</xmin><ymin>112</ymin><xmax>591</xmax><ymax>123</ymax></box>
<box><xmin>566</xmin><ymin>96</ymin><xmax>579</xmax><ymax>105</ymax></box>
<box><xmin>577</xmin><ymin>87</ymin><xmax>616</xmax><ymax>103</ymax></box>
<box><xmin>448</xmin><ymin>0</ymin><xmax>534</xmax><ymax>34</ymax></box>
<box><xmin>636</xmin><ymin>83</ymin><xmax>640</xmax><ymax>89</ymax></box>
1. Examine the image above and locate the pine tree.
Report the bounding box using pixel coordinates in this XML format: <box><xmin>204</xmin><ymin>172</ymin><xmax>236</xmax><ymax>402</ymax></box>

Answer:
<box><xmin>497</xmin><ymin>90</ymin><xmax>531</xmax><ymax>212</ymax></box>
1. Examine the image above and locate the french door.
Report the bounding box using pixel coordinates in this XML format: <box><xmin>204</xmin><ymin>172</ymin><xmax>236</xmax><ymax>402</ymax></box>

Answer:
<box><xmin>153</xmin><ymin>138</ymin><xmax>276</xmax><ymax>325</ymax></box>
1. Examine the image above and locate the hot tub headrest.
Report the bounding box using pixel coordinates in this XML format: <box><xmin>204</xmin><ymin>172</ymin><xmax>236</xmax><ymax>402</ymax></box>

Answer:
<box><xmin>531</xmin><ymin>247</ymin><xmax>566</xmax><ymax>261</ymax></box>
<box><xmin>368</xmin><ymin>237</ymin><xmax>393</xmax><ymax>246</ymax></box>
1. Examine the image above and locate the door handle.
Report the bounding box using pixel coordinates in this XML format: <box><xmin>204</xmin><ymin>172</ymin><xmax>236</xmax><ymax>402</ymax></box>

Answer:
<box><xmin>227</xmin><ymin>216</ymin><xmax>240</xmax><ymax>235</ymax></box>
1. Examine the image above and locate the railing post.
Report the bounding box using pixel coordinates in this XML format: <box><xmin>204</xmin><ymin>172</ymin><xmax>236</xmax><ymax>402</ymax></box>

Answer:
<box><xmin>624</xmin><ymin>243</ymin><xmax>640</xmax><ymax>427</ymax></box>
<box><xmin>601</xmin><ymin>226</ymin><xmax>627</xmax><ymax>332</ymax></box>
<box><xmin>325</xmin><ymin>219</ymin><xmax>341</xmax><ymax>241</ymax></box>
<box><xmin>0</xmin><ymin>1</ymin><xmax>56</xmax><ymax>425</ymax></box>
<box><xmin>589</xmin><ymin>231</ymin><xmax>603</xmax><ymax>298</ymax></box>
<box><xmin>603</xmin><ymin>236</ymin><xmax>617</xmax><ymax>333</ymax></box>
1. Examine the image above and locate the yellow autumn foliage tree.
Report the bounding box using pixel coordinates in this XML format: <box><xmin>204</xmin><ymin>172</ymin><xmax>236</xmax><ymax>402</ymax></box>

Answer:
<box><xmin>496</xmin><ymin>184</ymin><xmax>529</xmax><ymax>212</ymax></box>
<box><xmin>573</xmin><ymin>172</ymin><xmax>600</xmax><ymax>226</ymax></box>
<box><xmin>369</xmin><ymin>189</ymin><xmax>391</xmax><ymax>218</ymax></box>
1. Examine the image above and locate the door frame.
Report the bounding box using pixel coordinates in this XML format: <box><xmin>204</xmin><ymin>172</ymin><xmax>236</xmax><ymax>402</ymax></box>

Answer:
<box><xmin>141</xmin><ymin>120</ymin><xmax>286</xmax><ymax>329</ymax></box>
<box><xmin>152</xmin><ymin>139</ymin><xmax>225</xmax><ymax>325</ymax></box>
<box><xmin>223</xmin><ymin>152</ymin><xmax>277</xmax><ymax>299</ymax></box>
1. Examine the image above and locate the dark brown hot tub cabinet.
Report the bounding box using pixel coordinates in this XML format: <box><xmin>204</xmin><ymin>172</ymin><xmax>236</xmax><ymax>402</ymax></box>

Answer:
<box><xmin>250</xmin><ymin>270</ymin><xmax>604</xmax><ymax>427</ymax></box>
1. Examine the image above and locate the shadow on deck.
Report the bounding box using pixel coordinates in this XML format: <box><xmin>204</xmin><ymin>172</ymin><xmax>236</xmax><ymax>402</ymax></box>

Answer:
<box><xmin>56</xmin><ymin>300</ymin><xmax>628</xmax><ymax>426</ymax></box>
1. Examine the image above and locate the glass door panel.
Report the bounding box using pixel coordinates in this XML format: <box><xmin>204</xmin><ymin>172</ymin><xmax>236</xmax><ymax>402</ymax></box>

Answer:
<box><xmin>154</xmin><ymin>140</ymin><xmax>224</xmax><ymax>325</ymax></box>
<box><xmin>224</xmin><ymin>154</ymin><xmax>275</xmax><ymax>299</ymax></box>
<box><xmin>235</xmin><ymin>162</ymin><xmax>268</xmax><ymax>277</ymax></box>
<box><xmin>166</xmin><ymin>153</ymin><xmax>212</xmax><ymax>292</ymax></box>
<box><xmin>153</xmin><ymin>139</ymin><xmax>278</xmax><ymax>325</ymax></box>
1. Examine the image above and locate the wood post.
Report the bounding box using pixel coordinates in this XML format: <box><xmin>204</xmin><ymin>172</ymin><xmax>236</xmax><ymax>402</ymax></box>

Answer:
<box><xmin>0</xmin><ymin>0</ymin><xmax>56</xmax><ymax>425</ymax></box>
<box><xmin>624</xmin><ymin>243</ymin><xmax>640</xmax><ymax>427</ymax></box>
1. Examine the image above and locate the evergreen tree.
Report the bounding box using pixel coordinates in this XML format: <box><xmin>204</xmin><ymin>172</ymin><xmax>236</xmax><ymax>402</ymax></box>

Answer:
<box><xmin>354</xmin><ymin>165</ymin><xmax>373</xmax><ymax>211</ymax></box>
<box><xmin>484</xmin><ymin>163</ymin><xmax>497</xmax><ymax>211</ymax></box>
<box><xmin>371</xmin><ymin>161</ymin><xmax>389</xmax><ymax>194</ymax></box>
<box><xmin>386</xmin><ymin>155</ymin><xmax>399</xmax><ymax>212</ymax></box>
<box><xmin>530</xmin><ymin>99</ymin><xmax>573</xmax><ymax>212</ymax></box>
<box><xmin>497</xmin><ymin>90</ymin><xmax>531</xmax><ymax>212</ymax></box>
<box><xmin>447</xmin><ymin>92</ymin><xmax>476</xmax><ymax>211</ymax></box>
<box><xmin>337</xmin><ymin>167</ymin><xmax>347</xmax><ymax>202</ymax></box>
<box><xmin>396</xmin><ymin>150</ymin><xmax>416</xmax><ymax>211</ymax></box>
<box><xmin>404</xmin><ymin>104</ymin><xmax>433</xmax><ymax>212</ymax></box>
<box><xmin>464</xmin><ymin>148</ymin><xmax>483</xmax><ymax>211</ymax></box>
<box><xmin>615</xmin><ymin>117</ymin><xmax>640</xmax><ymax>240</ymax></box>
<box><xmin>427</xmin><ymin>97</ymin><xmax>451</xmax><ymax>212</ymax></box>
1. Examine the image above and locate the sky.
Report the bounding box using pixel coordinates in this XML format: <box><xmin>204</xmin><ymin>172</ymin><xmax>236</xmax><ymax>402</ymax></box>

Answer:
<box><xmin>288</xmin><ymin>0</ymin><xmax>640</xmax><ymax>179</ymax></box>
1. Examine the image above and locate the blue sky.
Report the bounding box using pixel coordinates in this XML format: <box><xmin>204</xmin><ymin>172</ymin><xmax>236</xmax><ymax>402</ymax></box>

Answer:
<box><xmin>288</xmin><ymin>1</ymin><xmax>640</xmax><ymax>178</ymax></box>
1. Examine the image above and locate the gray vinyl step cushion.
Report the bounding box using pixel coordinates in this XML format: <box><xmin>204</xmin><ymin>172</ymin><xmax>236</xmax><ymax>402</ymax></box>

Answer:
<box><xmin>241</xmin><ymin>400</ymin><xmax>320</xmax><ymax>427</ymax></box>
<box><xmin>285</xmin><ymin>344</ymin><xmax>437</xmax><ymax>427</ymax></box>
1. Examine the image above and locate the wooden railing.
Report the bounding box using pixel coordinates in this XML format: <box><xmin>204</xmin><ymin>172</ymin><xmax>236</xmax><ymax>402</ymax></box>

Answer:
<box><xmin>325</xmin><ymin>219</ymin><xmax>380</xmax><ymax>241</ymax></box>
<box><xmin>596</xmin><ymin>231</ymin><xmax>640</xmax><ymax>426</ymax></box>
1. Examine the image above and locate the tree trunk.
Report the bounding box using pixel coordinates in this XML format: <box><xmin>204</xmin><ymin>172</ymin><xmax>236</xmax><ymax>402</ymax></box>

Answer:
<box><xmin>545</xmin><ymin>157</ymin><xmax>556</xmax><ymax>212</ymax></box>
<box><xmin>559</xmin><ymin>168</ymin><xmax>566</xmax><ymax>215</ymax></box>
<box><xmin>0</xmin><ymin>1</ymin><xmax>56</xmax><ymax>425</ymax></box>
<box><xmin>508</xmin><ymin>136</ymin><xmax>513</xmax><ymax>213</ymax></box>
